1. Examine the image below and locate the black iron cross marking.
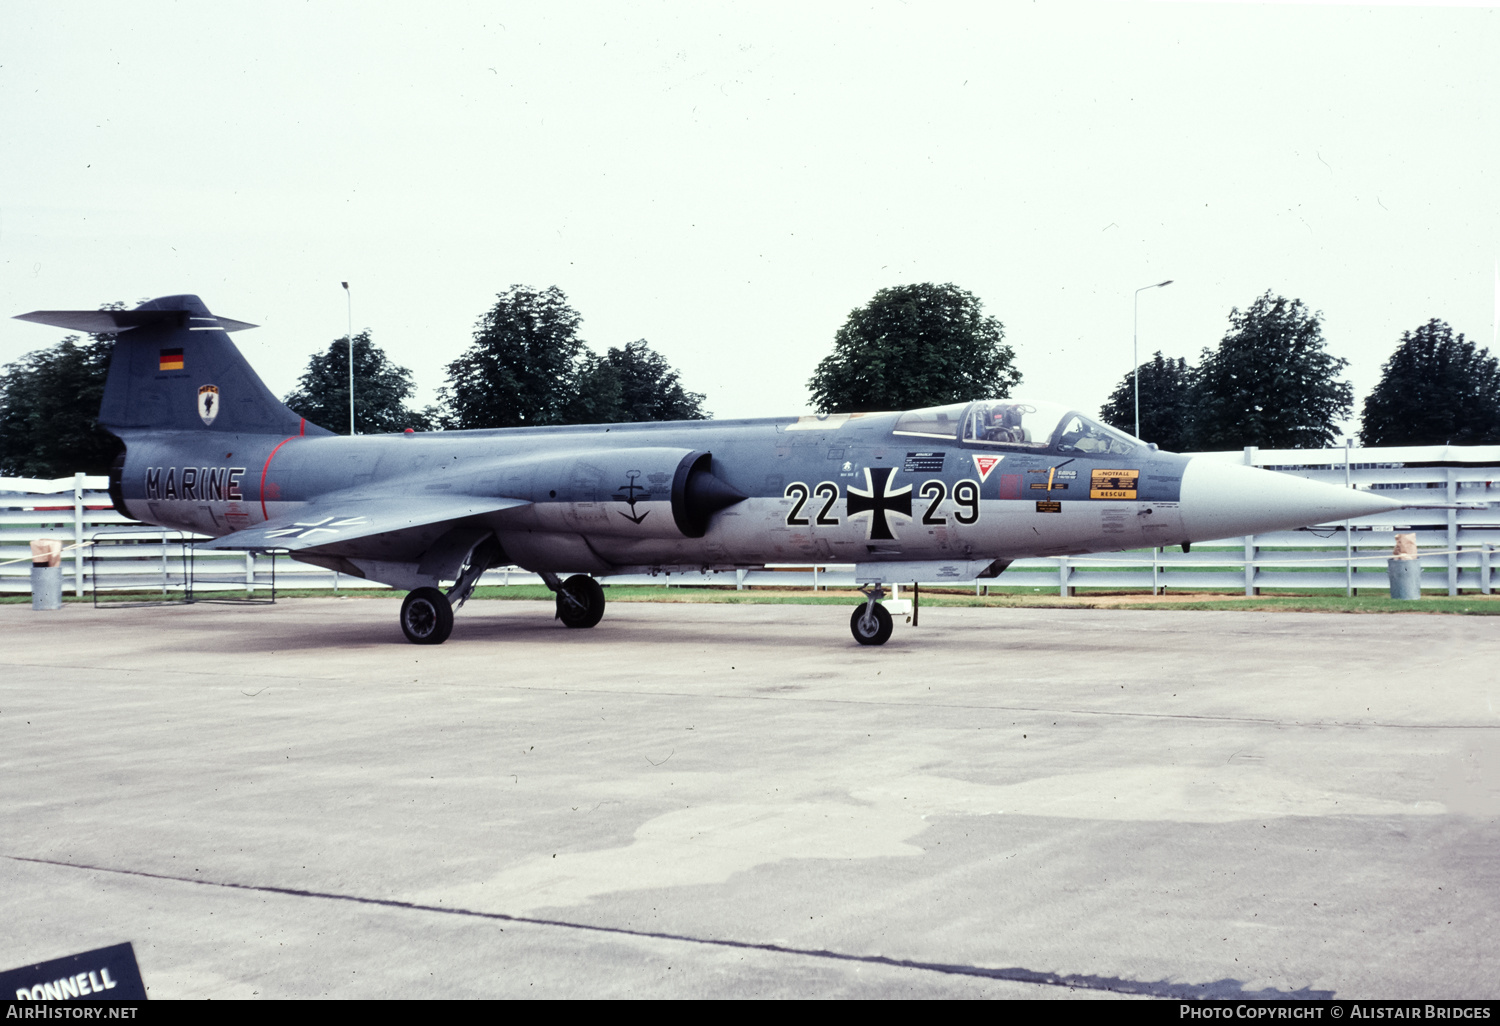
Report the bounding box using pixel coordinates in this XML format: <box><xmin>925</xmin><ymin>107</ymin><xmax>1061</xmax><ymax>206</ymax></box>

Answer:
<box><xmin>612</xmin><ymin>471</ymin><xmax>650</xmax><ymax>525</ymax></box>
<box><xmin>845</xmin><ymin>466</ymin><xmax>912</xmax><ymax>540</ymax></box>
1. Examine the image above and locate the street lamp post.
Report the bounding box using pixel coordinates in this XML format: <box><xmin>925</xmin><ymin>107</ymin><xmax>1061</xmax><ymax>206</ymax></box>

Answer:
<box><xmin>1133</xmin><ymin>279</ymin><xmax>1174</xmax><ymax>440</ymax></box>
<box><xmin>342</xmin><ymin>282</ymin><xmax>354</xmax><ymax>436</ymax></box>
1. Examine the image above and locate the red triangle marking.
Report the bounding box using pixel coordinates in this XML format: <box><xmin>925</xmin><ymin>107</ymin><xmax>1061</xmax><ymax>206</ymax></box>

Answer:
<box><xmin>973</xmin><ymin>455</ymin><xmax>1001</xmax><ymax>482</ymax></box>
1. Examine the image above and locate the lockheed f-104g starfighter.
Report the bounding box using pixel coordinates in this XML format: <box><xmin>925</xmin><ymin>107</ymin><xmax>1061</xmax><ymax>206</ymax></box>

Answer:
<box><xmin>15</xmin><ymin>295</ymin><xmax>1399</xmax><ymax>645</ymax></box>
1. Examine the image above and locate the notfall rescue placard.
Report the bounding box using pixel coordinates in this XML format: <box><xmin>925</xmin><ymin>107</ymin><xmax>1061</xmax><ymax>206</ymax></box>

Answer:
<box><xmin>1090</xmin><ymin>469</ymin><xmax>1139</xmax><ymax>500</ymax></box>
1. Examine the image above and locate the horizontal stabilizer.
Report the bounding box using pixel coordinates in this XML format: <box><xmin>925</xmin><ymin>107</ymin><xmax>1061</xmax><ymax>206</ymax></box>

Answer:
<box><xmin>13</xmin><ymin>309</ymin><xmax>257</xmax><ymax>333</ymax></box>
<box><xmin>199</xmin><ymin>492</ymin><xmax>530</xmax><ymax>552</ymax></box>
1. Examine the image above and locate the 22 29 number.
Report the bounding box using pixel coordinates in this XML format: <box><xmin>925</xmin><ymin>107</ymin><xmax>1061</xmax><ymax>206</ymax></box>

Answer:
<box><xmin>785</xmin><ymin>479</ymin><xmax>979</xmax><ymax>526</ymax></box>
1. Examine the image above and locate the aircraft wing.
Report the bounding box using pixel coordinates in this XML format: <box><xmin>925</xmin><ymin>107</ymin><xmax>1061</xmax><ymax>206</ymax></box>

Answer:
<box><xmin>198</xmin><ymin>492</ymin><xmax>530</xmax><ymax>552</ymax></box>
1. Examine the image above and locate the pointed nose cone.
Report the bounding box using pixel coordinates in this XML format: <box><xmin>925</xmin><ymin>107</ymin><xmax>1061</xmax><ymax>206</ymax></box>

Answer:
<box><xmin>1180</xmin><ymin>458</ymin><xmax>1402</xmax><ymax>540</ymax></box>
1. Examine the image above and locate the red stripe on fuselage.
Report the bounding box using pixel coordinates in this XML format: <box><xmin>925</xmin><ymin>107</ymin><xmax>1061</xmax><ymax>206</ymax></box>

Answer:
<box><xmin>259</xmin><ymin>436</ymin><xmax>298</xmax><ymax>520</ymax></box>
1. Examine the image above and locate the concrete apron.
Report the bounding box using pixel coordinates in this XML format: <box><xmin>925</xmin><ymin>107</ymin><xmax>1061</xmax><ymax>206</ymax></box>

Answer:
<box><xmin>1</xmin><ymin>599</ymin><xmax>1496</xmax><ymax>999</ymax></box>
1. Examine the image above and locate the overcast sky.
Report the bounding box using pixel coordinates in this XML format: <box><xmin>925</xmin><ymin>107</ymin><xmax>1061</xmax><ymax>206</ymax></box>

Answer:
<box><xmin>3</xmin><ymin>1</ymin><xmax>1497</xmax><ymax>432</ymax></box>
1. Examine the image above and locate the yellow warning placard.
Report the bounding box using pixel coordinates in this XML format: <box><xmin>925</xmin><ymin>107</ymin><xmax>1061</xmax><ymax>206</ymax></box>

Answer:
<box><xmin>1089</xmin><ymin>469</ymin><xmax>1139</xmax><ymax>500</ymax></box>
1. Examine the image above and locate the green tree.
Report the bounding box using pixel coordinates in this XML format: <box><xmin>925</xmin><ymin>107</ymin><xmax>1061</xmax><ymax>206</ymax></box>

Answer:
<box><xmin>808</xmin><ymin>283</ymin><xmax>1020</xmax><ymax>413</ymax></box>
<box><xmin>568</xmin><ymin>339</ymin><xmax>709</xmax><ymax>424</ymax></box>
<box><xmin>1099</xmin><ymin>352</ymin><xmax>1194</xmax><ymax>451</ymax></box>
<box><xmin>283</xmin><ymin>331</ymin><xmax>435</xmax><ymax>434</ymax></box>
<box><xmin>0</xmin><ymin>307</ymin><xmax>124</xmax><ymax>477</ymax></box>
<box><xmin>440</xmin><ymin>285</ymin><xmax>585</xmax><ymax>429</ymax></box>
<box><xmin>1359</xmin><ymin>319</ymin><xmax>1500</xmax><ymax>446</ymax></box>
<box><xmin>1189</xmin><ymin>292</ymin><xmax>1352</xmax><ymax>450</ymax></box>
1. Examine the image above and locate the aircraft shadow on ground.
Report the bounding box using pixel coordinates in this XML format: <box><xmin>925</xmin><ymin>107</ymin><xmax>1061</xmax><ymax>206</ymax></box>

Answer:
<box><xmin>223</xmin><ymin>605</ymin><xmax>876</xmax><ymax>654</ymax></box>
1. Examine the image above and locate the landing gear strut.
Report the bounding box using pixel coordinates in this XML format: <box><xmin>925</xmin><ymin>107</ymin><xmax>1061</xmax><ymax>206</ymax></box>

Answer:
<box><xmin>541</xmin><ymin>572</ymin><xmax>606</xmax><ymax>629</ymax></box>
<box><xmin>399</xmin><ymin>535</ymin><xmax>499</xmax><ymax>645</ymax></box>
<box><xmin>850</xmin><ymin>586</ymin><xmax>893</xmax><ymax>646</ymax></box>
<box><xmin>446</xmin><ymin>537</ymin><xmax>500</xmax><ymax>613</ymax></box>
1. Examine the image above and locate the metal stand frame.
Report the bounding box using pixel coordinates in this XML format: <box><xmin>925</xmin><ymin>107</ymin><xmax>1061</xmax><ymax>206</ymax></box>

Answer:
<box><xmin>88</xmin><ymin>532</ymin><xmax>278</xmax><ymax>607</ymax></box>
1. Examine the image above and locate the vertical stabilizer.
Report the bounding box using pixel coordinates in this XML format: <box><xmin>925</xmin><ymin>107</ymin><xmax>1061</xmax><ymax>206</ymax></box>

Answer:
<box><xmin>17</xmin><ymin>295</ymin><xmax>328</xmax><ymax>437</ymax></box>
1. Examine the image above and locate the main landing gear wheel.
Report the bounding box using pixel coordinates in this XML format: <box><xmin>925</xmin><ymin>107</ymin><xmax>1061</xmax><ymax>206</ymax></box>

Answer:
<box><xmin>850</xmin><ymin>602</ymin><xmax>893</xmax><ymax>646</ymax></box>
<box><xmin>556</xmin><ymin>574</ymin><xmax>606</xmax><ymax>629</ymax></box>
<box><xmin>401</xmin><ymin>586</ymin><xmax>454</xmax><ymax>645</ymax></box>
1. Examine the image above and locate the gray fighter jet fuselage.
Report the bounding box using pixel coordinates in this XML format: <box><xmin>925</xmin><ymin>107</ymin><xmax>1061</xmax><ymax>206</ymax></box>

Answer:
<box><xmin>15</xmin><ymin>294</ymin><xmax>1400</xmax><ymax>645</ymax></box>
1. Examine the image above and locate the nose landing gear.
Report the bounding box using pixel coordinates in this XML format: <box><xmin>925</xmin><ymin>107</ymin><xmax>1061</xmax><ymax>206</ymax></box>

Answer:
<box><xmin>850</xmin><ymin>586</ymin><xmax>894</xmax><ymax>646</ymax></box>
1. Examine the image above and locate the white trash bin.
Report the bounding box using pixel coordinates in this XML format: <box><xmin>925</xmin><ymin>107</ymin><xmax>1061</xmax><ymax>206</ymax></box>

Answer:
<box><xmin>29</xmin><ymin>538</ymin><xmax>64</xmax><ymax>611</ymax></box>
<box><xmin>31</xmin><ymin>564</ymin><xmax>63</xmax><ymax>610</ymax></box>
<box><xmin>1387</xmin><ymin>533</ymin><xmax>1421</xmax><ymax>601</ymax></box>
<box><xmin>1387</xmin><ymin>557</ymin><xmax>1422</xmax><ymax>600</ymax></box>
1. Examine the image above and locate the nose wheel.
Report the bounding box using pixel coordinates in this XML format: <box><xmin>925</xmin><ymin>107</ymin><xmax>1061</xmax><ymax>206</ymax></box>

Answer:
<box><xmin>850</xmin><ymin>589</ymin><xmax>894</xmax><ymax>646</ymax></box>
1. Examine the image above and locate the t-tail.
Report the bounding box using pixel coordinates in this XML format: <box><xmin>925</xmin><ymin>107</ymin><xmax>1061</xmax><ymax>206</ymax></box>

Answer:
<box><xmin>15</xmin><ymin>294</ymin><xmax>330</xmax><ymax>438</ymax></box>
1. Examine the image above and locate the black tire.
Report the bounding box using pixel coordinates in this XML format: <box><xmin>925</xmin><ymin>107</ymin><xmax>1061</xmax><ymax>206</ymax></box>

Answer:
<box><xmin>850</xmin><ymin>602</ymin><xmax>893</xmax><ymax>646</ymax></box>
<box><xmin>556</xmin><ymin>574</ymin><xmax>605</xmax><ymax>629</ymax></box>
<box><xmin>401</xmin><ymin>586</ymin><xmax>454</xmax><ymax>645</ymax></box>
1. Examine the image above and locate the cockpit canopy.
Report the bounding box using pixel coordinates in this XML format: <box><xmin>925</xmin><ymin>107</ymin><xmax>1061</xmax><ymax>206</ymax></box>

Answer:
<box><xmin>892</xmin><ymin>399</ymin><xmax>1141</xmax><ymax>456</ymax></box>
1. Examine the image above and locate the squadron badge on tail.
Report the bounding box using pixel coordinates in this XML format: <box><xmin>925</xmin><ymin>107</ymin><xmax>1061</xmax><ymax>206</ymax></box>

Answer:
<box><xmin>198</xmin><ymin>384</ymin><xmax>220</xmax><ymax>426</ymax></box>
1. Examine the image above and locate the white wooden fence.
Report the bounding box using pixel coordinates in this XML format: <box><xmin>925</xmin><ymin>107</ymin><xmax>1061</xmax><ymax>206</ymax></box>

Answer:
<box><xmin>4</xmin><ymin>443</ymin><xmax>1497</xmax><ymax>599</ymax></box>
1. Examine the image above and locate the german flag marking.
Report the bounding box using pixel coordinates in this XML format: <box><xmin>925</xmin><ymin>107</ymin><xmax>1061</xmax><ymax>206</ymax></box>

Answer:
<box><xmin>159</xmin><ymin>348</ymin><xmax>184</xmax><ymax>371</ymax></box>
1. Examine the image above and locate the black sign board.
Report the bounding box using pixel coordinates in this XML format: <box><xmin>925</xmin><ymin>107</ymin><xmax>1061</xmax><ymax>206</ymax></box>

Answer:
<box><xmin>902</xmin><ymin>451</ymin><xmax>946</xmax><ymax>473</ymax></box>
<box><xmin>3</xmin><ymin>942</ymin><xmax>147</xmax><ymax>1000</ymax></box>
